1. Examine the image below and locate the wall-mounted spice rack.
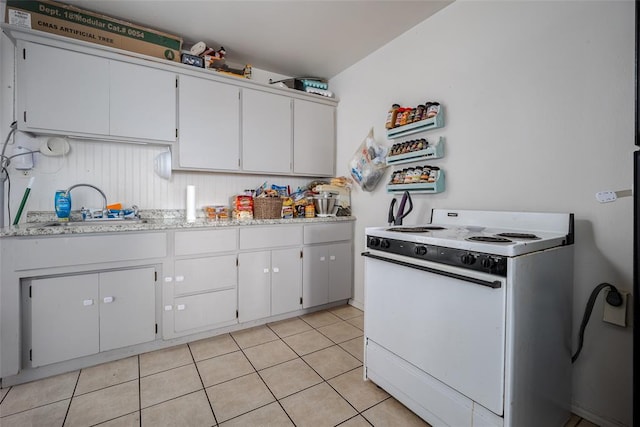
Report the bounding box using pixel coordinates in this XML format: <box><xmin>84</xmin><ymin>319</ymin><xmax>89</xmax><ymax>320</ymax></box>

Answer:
<box><xmin>386</xmin><ymin>168</ymin><xmax>445</xmax><ymax>194</ymax></box>
<box><xmin>386</xmin><ymin>136</ymin><xmax>445</xmax><ymax>166</ymax></box>
<box><xmin>386</xmin><ymin>110</ymin><xmax>445</xmax><ymax>139</ymax></box>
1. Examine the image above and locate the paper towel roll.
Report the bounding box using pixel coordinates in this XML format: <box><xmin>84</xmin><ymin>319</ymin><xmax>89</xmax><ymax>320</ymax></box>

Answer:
<box><xmin>186</xmin><ymin>185</ymin><xmax>196</xmax><ymax>222</ymax></box>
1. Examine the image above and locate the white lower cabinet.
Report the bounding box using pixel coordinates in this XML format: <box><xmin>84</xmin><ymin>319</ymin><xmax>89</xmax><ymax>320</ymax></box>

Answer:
<box><xmin>24</xmin><ymin>267</ymin><xmax>156</xmax><ymax>367</ymax></box>
<box><xmin>238</xmin><ymin>248</ymin><xmax>302</xmax><ymax>323</ymax></box>
<box><xmin>174</xmin><ymin>289</ymin><xmax>237</xmax><ymax>333</ymax></box>
<box><xmin>172</xmin><ymin>255</ymin><xmax>238</xmax><ymax>334</ymax></box>
<box><xmin>168</xmin><ymin>229</ymin><xmax>239</xmax><ymax>337</ymax></box>
<box><xmin>302</xmin><ymin>243</ymin><xmax>353</xmax><ymax>308</ymax></box>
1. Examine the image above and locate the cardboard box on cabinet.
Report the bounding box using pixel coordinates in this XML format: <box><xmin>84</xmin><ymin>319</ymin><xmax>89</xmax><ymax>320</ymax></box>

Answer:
<box><xmin>5</xmin><ymin>0</ymin><xmax>182</xmax><ymax>62</ymax></box>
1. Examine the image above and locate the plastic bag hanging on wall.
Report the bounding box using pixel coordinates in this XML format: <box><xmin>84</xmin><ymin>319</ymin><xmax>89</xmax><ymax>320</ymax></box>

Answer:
<box><xmin>349</xmin><ymin>128</ymin><xmax>388</xmax><ymax>192</ymax></box>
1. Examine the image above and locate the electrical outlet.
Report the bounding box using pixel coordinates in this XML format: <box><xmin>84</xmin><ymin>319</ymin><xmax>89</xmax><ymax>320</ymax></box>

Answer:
<box><xmin>603</xmin><ymin>289</ymin><xmax>629</xmax><ymax>327</ymax></box>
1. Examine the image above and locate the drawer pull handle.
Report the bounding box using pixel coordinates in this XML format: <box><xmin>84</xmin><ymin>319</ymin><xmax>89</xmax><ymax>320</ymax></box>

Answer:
<box><xmin>103</xmin><ymin>296</ymin><xmax>114</xmax><ymax>304</ymax></box>
<box><xmin>164</xmin><ymin>305</ymin><xmax>173</xmax><ymax>311</ymax></box>
<box><xmin>330</xmin><ymin>256</ymin><xmax>336</xmax><ymax>261</ymax></box>
<box><xmin>177</xmin><ymin>304</ymin><xmax>186</xmax><ymax>311</ymax></box>
<box><xmin>263</xmin><ymin>268</ymin><xmax>270</xmax><ymax>273</ymax></box>
<box><xmin>320</xmin><ymin>256</ymin><xmax>326</xmax><ymax>261</ymax></box>
<box><xmin>164</xmin><ymin>277</ymin><xmax>173</xmax><ymax>283</ymax></box>
<box><xmin>83</xmin><ymin>299</ymin><xmax>94</xmax><ymax>306</ymax></box>
<box><xmin>272</xmin><ymin>267</ymin><xmax>280</xmax><ymax>273</ymax></box>
<box><xmin>175</xmin><ymin>276</ymin><xmax>184</xmax><ymax>282</ymax></box>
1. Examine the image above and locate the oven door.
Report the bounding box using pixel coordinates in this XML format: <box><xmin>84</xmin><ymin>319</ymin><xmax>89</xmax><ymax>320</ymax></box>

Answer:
<box><xmin>363</xmin><ymin>250</ymin><xmax>507</xmax><ymax>416</ymax></box>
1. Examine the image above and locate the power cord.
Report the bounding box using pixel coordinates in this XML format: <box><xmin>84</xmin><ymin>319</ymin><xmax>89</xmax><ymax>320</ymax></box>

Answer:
<box><xmin>571</xmin><ymin>282</ymin><xmax>623</xmax><ymax>363</ymax></box>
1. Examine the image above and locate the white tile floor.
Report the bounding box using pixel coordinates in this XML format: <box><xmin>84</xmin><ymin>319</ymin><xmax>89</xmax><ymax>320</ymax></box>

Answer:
<box><xmin>0</xmin><ymin>304</ymin><xmax>598</xmax><ymax>427</ymax></box>
<box><xmin>0</xmin><ymin>305</ymin><xmax>428</xmax><ymax>426</ymax></box>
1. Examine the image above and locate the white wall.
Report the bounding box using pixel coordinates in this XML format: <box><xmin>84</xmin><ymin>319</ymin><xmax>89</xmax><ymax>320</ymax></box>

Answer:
<box><xmin>331</xmin><ymin>1</ymin><xmax>633</xmax><ymax>426</ymax></box>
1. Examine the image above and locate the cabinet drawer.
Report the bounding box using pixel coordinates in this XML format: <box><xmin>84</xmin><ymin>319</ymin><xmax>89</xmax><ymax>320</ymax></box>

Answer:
<box><xmin>304</xmin><ymin>222</ymin><xmax>353</xmax><ymax>244</ymax></box>
<box><xmin>174</xmin><ymin>255</ymin><xmax>237</xmax><ymax>296</ymax></box>
<box><xmin>174</xmin><ymin>289</ymin><xmax>237</xmax><ymax>332</ymax></box>
<box><xmin>11</xmin><ymin>233</ymin><xmax>167</xmax><ymax>270</ymax></box>
<box><xmin>175</xmin><ymin>229</ymin><xmax>237</xmax><ymax>256</ymax></box>
<box><xmin>240</xmin><ymin>226</ymin><xmax>302</xmax><ymax>249</ymax></box>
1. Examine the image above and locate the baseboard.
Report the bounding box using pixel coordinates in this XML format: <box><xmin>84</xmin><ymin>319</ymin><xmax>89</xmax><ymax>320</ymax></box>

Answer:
<box><xmin>349</xmin><ymin>298</ymin><xmax>364</xmax><ymax>311</ymax></box>
<box><xmin>571</xmin><ymin>404</ymin><xmax>629</xmax><ymax>427</ymax></box>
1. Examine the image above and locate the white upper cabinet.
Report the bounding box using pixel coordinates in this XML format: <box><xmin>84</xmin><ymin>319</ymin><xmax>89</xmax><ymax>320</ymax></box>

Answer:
<box><xmin>18</xmin><ymin>41</ymin><xmax>110</xmax><ymax>135</ymax></box>
<box><xmin>16</xmin><ymin>41</ymin><xmax>177</xmax><ymax>143</ymax></box>
<box><xmin>109</xmin><ymin>61</ymin><xmax>177</xmax><ymax>142</ymax></box>
<box><xmin>242</xmin><ymin>88</ymin><xmax>292</xmax><ymax>174</ymax></box>
<box><xmin>177</xmin><ymin>75</ymin><xmax>240</xmax><ymax>171</ymax></box>
<box><xmin>293</xmin><ymin>99</ymin><xmax>336</xmax><ymax>176</ymax></box>
<box><xmin>11</xmin><ymin>30</ymin><xmax>338</xmax><ymax>175</ymax></box>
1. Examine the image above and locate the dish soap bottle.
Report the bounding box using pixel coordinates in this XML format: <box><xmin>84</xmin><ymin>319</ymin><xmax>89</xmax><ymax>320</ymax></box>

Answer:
<box><xmin>54</xmin><ymin>190</ymin><xmax>71</xmax><ymax>221</ymax></box>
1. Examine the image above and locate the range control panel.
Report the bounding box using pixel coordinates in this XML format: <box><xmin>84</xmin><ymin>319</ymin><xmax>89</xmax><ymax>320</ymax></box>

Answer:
<box><xmin>366</xmin><ymin>235</ymin><xmax>508</xmax><ymax>276</ymax></box>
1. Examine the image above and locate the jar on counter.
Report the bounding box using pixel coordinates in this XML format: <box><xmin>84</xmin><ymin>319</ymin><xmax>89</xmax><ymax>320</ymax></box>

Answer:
<box><xmin>385</xmin><ymin>104</ymin><xmax>401</xmax><ymax>129</ymax></box>
<box><xmin>305</xmin><ymin>202</ymin><xmax>316</xmax><ymax>218</ymax></box>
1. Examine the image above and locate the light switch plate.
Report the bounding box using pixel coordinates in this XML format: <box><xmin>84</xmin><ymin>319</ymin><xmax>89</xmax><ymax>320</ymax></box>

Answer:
<box><xmin>603</xmin><ymin>289</ymin><xmax>629</xmax><ymax>327</ymax></box>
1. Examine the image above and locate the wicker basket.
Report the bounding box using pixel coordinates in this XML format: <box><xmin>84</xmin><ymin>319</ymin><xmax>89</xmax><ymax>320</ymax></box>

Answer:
<box><xmin>253</xmin><ymin>197</ymin><xmax>283</xmax><ymax>219</ymax></box>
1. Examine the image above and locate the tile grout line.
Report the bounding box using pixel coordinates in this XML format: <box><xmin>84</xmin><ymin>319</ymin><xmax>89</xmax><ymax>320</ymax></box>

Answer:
<box><xmin>186</xmin><ymin>341</ymin><xmax>218</xmax><ymax>426</ymax></box>
<box><xmin>228</xmin><ymin>326</ymin><xmax>299</xmax><ymax>426</ymax></box>
<box><xmin>138</xmin><ymin>354</ymin><xmax>142</xmax><ymax>427</ymax></box>
<box><xmin>61</xmin><ymin>370</ymin><xmax>80</xmax><ymax>427</ymax></box>
<box><xmin>267</xmin><ymin>314</ymin><xmax>368</xmax><ymax>426</ymax></box>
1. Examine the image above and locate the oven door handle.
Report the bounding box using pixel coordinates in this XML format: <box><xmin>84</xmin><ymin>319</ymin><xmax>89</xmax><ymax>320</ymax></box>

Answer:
<box><xmin>361</xmin><ymin>252</ymin><xmax>502</xmax><ymax>289</ymax></box>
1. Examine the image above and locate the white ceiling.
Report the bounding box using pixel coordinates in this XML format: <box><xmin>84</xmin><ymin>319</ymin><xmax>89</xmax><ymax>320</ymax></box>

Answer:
<box><xmin>61</xmin><ymin>0</ymin><xmax>453</xmax><ymax>79</ymax></box>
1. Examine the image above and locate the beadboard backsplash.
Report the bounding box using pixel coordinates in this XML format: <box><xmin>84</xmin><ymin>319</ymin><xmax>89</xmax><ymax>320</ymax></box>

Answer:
<box><xmin>7</xmin><ymin>138</ymin><xmax>317</xmax><ymax>220</ymax></box>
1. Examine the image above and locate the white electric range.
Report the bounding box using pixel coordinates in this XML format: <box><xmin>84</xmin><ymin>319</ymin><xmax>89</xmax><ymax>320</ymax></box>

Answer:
<box><xmin>363</xmin><ymin>209</ymin><xmax>574</xmax><ymax>427</ymax></box>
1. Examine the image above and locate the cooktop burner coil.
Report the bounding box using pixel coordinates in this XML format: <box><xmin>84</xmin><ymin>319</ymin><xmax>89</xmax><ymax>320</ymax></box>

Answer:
<box><xmin>386</xmin><ymin>226</ymin><xmax>447</xmax><ymax>232</ymax></box>
<box><xmin>467</xmin><ymin>236</ymin><xmax>513</xmax><ymax>243</ymax></box>
<box><xmin>495</xmin><ymin>232</ymin><xmax>541</xmax><ymax>240</ymax></box>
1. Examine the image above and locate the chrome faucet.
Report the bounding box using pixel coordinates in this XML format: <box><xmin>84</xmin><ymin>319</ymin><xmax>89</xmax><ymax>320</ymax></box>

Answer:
<box><xmin>65</xmin><ymin>184</ymin><xmax>108</xmax><ymax>218</ymax></box>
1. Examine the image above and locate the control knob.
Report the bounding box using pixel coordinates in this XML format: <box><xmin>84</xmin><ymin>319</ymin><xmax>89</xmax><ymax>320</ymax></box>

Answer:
<box><xmin>368</xmin><ymin>237</ymin><xmax>380</xmax><ymax>247</ymax></box>
<box><xmin>414</xmin><ymin>245</ymin><xmax>428</xmax><ymax>256</ymax></box>
<box><xmin>460</xmin><ymin>253</ymin><xmax>476</xmax><ymax>265</ymax></box>
<box><xmin>380</xmin><ymin>239</ymin><xmax>391</xmax><ymax>249</ymax></box>
<box><xmin>481</xmin><ymin>257</ymin><xmax>496</xmax><ymax>269</ymax></box>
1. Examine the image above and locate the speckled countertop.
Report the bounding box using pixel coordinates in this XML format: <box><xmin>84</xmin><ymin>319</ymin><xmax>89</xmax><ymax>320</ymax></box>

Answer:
<box><xmin>0</xmin><ymin>210</ymin><xmax>356</xmax><ymax>237</ymax></box>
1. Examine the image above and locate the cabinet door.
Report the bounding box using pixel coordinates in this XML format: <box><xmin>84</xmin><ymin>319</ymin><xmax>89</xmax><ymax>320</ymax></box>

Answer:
<box><xmin>238</xmin><ymin>251</ymin><xmax>271</xmax><ymax>322</ymax></box>
<box><xmin>19</xmin><ymin>42</ymin><xmax>110</xmax><ymax>135</ymax></box>
<box><xmin>29</xmin><ymin>274</ymin><xmax>99</xmax><ymax>367</ymax></box>
<box><xmin>271</xmin><ymin>248</ymin><xmax>302</xmax><ymax>316</ymax></box>
<box><xmin>178</xmin><ymin>75</ymin><xmax>240</xmax><ymax>170</ymax></box>
<box><xmin>293</xmin><ymin>99</ymin><xmax>336</xmax><ymax>176</ymax></box>
<box><xmin>174</xmin><ymin>289</ymin><xmax>237</xmax><ymax>333</ymax></box>
<box><xmin>109</xmin><ymin>61</ymin><xmax>176</xmax><ymax>142</ymax></box>
<box><xmin>99</xmin><ymin>267</ymin><xmax>156</xmax><ymax>352</ymax></box>
<box><xmin>302</xmin><ymin>246</ymin><xmax>329</xmax><ymax>308</ymax></box>
<box><xmin>174</xmin><ymin>255</ymin><xmax>237</xmax><ymax>296</ymax></box>
<box><xmin>242</xmin><ymin>89</ymin><xmax>292</xmax><ymax>173</ymax></box>
<box><xmin>328</xmin><ymin>242</ymin><xmax>353</xmax><ymax>302</ymax></box>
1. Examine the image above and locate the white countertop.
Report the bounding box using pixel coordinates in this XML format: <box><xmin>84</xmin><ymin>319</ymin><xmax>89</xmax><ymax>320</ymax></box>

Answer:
<box><xmin>1</xmin><ymin>210</ymin><xmax>355</xmax><ymax>238</ymax></box>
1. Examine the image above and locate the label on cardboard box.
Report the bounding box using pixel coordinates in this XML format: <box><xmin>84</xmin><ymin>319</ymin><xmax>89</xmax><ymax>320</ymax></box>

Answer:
<box><xmin>7</xmin><ymin>9</ymin><xmax>32</xmax><ymax>28</ymax></box>
<box><xmin>5</xmin><ymin>0</ymin><xmax>182</xmax><ymax>62</ymax></box>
